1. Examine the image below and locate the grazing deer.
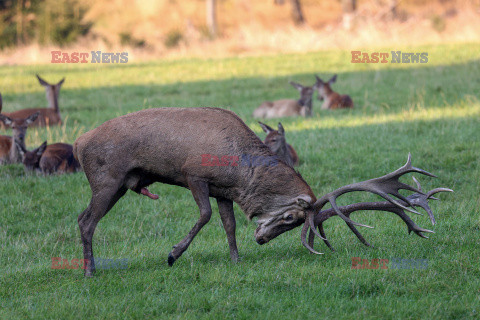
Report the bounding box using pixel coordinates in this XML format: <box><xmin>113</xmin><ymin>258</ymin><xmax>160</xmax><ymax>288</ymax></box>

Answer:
<box><xmin>0</xmin><ymin>112</ymin><xmax>39</xmax><ymax>164</ymax></box>
<box><xmin>258</xmin><ymin>122</ymin><xmax>298</xmax><ymax>167</ymax></box>
<box><xmin>74</xmin><ymin>107</ymin><xmax>451</xmax><ymax>276</ymax></box>
<box><xmin>314</xmin><ymin>74</ymin><xmax>353</xmax><ymax>109</ymax></box>
<box><xmin>16</xmin><ymin>141</ymin><xmax>81</xmax><ymax>174</ymax></box>
<box><xmin>0</xmin><ymin>75</ymin><xmax>64</xmax><ymax>128</ymax></box>
<box><xmin>253</xmin><ymin>81</ymin><xmax>314</xmax><ymax>118</ymax></box>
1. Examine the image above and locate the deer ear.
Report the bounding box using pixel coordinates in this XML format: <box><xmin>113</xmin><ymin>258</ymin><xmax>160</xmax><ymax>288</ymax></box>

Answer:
<box><xmin>36</xmin><ymin>141</ymin><xmax>47</xmax><ymax>156</ymax></box>
<box><xmin>297</xmin><ymin>196</ymin><xmax>312</xmax><ymax>209</ymax></box>
<box><xmin>277</xmin><ymin>123</ymin><xmax>285</xmax><ymax>135</ymax></box>
<box><xmin>0</xmin><ymin>114</ymin><xmax>13</xmax><ymax>126</ymax></box>
<box><xmin>289</xmin><ymin>81</ymin><xmax>303</xmax><ymax>91</ymax></box>
<box><xmin>26</xmin><ymin>112</ymin><xmax>40</xmax><ymax>125</ymax></box>
<box><xmin>328</xmin><ymin>74</ymin><xmax>337</xmax><ymax>84</ymax></box>
<box><xmin>258</xmin><ymin>122</ymin><xmax>274</xmax><ymax>134</ymax></box>
<box><xmin>36</xmin><ymin>74</ymin><xmax>49</xmax><ymax>86</ymax></box>
<box><xmin>56</xmin><ymin>78</ymin><xmax>65</xmax><ymax>89</ymax></box>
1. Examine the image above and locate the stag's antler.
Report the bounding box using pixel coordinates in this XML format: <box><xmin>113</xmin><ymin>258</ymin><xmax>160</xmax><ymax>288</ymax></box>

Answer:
<box><xmin>301</xmin><ymin>154</ymin><xmax>452</xmax><ymax>254</ymax></box>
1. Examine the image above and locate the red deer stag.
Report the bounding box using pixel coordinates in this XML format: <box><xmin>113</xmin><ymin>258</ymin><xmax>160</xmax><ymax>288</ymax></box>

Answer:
<box><xmin>253</xmin><ymin>81</ymin><xmax>314</xmax><ymax>118</ymax></box>
<box><xmin>0</xmin><ymin>112</ymin><xmax>39</xmax><ymax>164</ymax></box>
<box><xmin>16</xmin><ymin>141</ymin><xmax>80</xmax><ymax>174</ymax></box>
<box><xmin>314</xmin><ymin>74</ymin><xmax>354</xmax><ymax>109</ymax></box>
<box><xmin>0</xmin><ymin>75</ymin><xmax>64</xmax><ymax>128</ymax></box>
<box><xmin>258</xmin><ymin>121</ymin><xmax>298</xmax><ymax>167</ymax></box>
<box><xmin>74</xmin><ymin>107</ymin><xmax>451</xmax><ymax>277</ymax></box>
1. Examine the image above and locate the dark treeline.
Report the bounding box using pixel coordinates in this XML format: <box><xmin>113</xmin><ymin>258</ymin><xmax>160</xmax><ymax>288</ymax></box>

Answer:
<box><xmin>0</xmin><ymin>0</ymin><xmax>91</xmax><ymax>49</ymax></box>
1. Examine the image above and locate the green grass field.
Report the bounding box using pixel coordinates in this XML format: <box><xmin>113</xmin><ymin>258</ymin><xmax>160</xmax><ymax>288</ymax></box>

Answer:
<box><xmin>0</xmin><ymin>43</ymin><xmax>479</xmax><ymax>319</ymax></box>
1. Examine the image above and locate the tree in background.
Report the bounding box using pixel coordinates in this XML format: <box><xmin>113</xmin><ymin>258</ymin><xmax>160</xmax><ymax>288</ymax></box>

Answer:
<box><xmin>290</xmin><ymin>0</ymin><xmax>305</xmax><ymax>25</ymax></box>
<box><xmin>0</xmin><ymin>0</ymin><xmax>90</xmax><ymax>48</ymax></box>
<box><xmin>274</xmin><ymin>0</ymin><xmax>306</xmax><ymax>25</ymax></box>
<box><xmin>206</xmin><ymin>0</ymin><xmax>217</xmax><ymax>37</ymax></box>
<box><xmin>341</xmin><ymin>0</ymin><xmax>356</xmax><ymax>30</ymax></box>
<box><xmin>0</xmin><ymin>0</ymin><xmax>37</xmax><ymax>48</ymax></box>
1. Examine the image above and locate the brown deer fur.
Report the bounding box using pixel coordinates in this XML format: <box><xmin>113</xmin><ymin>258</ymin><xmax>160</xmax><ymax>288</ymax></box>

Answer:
<box><xmin>74</xmin><ymin>107</ymin><xmax>316</xmax><ymax>276</ymax></box>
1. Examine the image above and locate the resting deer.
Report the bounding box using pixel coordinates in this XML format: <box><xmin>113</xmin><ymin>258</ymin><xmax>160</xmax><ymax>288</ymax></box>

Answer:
<box><xmin>258</xmin><ymin>122</ymin><xmax>298</xmax><ymax>167</ymax></box>
<box><xmin>0</xmin><ymin>75</ymin><xmax>64</xmax><ymax>128</ymax></box>
<box><xmin>16</xmin><ymin>141</ymin><xmax>81</xmax><ymax>174</ymax></box>
<box><xmin>0</xmin><ymin>112</ymin><xmax>39</xmax><ymax>164</ymax></box>
<box><xmin>314</xmin><ymin>74</ymin><xmax>353</xmax><ymax>109</ymax></box>
<box><xmin>74</xmin><ymin>107</ymin><xmax>451</xmax><ymax>277</ymax></box>
<box><xmin>253</xmin><ymin>81</ymin><xmax>314</xmax><ymax>118</ymax></box>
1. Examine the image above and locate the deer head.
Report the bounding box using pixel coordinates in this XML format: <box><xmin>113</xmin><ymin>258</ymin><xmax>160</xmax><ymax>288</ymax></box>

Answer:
<box><xmin>289</xmin><ymin>81</ymin><xmax>314</xmax><ymax>110</ymax></box>
<box><xmin>258</xmin><ymin>121</ymin><xmax>296</xmax><ymax>167</ymax></box>
<box><xmin>16</xmin><ymin>140</ymin><xmax>47</xmax><ymax>172</ymax></box>
<box><xmin>0</xmin><ymin>112</ymin><xmax>39</xmax><ymax>147</ymax></box>
<box><xmin>259</xmin><ymin>122</ymin><xmax>286</xmax><ymax>153</ymax></box>
<box><xmin>36</xmin><ymin>74</ymin><xmax>64</xmax><ymax>111</ymax></box>
<box><xmin>314</xmin><ymin>74</ymin><xmax>336</xmax><ymax>101</ymax></box>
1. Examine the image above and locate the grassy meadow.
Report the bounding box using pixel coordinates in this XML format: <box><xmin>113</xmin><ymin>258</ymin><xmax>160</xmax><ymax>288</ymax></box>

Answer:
<box><xmin>0</xmin><ymin>43</ymin><xmax>479</xmax><ymax>319</ymax></box>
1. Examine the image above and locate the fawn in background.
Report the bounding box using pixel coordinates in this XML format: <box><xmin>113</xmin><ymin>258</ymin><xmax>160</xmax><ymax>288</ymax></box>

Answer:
<box><xmin>314</xmin><ymin>74</ymin><xmax>353</xmax><ymax>109</ymax></box>
<box><xmin>0</xmin><ymin>75</ymin><xmax>64</xmax><ymax>128</ymax></box>
<box><xmin>258</xmin><ymin>121</ymin><xmax>298</xmax><ymax>167</ymax></box>
<box><xmin>253</xmin><ymin>81</ymin><xmax>315</xmax><ymax>118</ymax></box>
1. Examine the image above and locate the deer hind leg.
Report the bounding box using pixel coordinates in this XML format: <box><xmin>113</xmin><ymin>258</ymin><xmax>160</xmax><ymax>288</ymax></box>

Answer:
<box><xmin>217</xmin><ymin>197</ymin><xmax>239</xmax><ymax>262</ymax></box>
<box><xmin>78</xmin><ymin>185</ymin><xmax>127</xmax><ymax>277</ymax></box>
<box><xmin>168</xmin><ymin>177</ymin><xmax>212</xmax><ymax>266</ymax></box>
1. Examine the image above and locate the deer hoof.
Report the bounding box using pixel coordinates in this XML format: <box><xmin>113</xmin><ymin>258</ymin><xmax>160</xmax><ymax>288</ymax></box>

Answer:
<box><xmin>168</xmin><ymin>252</ymin><xmax>176</xmax><ymax>266</ymax></box>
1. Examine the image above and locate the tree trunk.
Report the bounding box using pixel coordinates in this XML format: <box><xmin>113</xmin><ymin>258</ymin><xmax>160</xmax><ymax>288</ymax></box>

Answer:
<box><xmin>341</xmin><ymin>0</ymin><xmax>357</xmax><ymax>30</ymax></box>
<box><xmin>206</xmin><ymin>0</ymin><xmax>217</xmax><ymax>37</ymax></box>
<box><xmin>290</xmin><ymin>0</ymin><xmax>305</xmax><ymax>25</ymax></box>
<box><xmin>389</xmin><ymin>0</ymin><xmax>398</xmax><ymax>19</ymax></box>
<box><xmin>16</xmin><ymin>0</ymin><xmax>24</xmax><ymax>45</ymax></box>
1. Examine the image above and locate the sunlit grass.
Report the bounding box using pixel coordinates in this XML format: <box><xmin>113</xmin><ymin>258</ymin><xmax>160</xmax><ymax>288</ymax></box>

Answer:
<box><xmin>278</xmin><ymin>99</ymin><xmax>480</xmax><ymax>132</ymax></box>
<box><xmin>27</xmin><ymin>117</ymin><xmax>86</xmax><ymax>147</ymax></box>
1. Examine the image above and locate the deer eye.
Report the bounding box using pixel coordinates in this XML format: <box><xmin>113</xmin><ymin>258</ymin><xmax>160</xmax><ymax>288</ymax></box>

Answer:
<box><xmin>284</xmin><ymin>214</ymin><xmax>293</xmax><ymax>222</ymax></box>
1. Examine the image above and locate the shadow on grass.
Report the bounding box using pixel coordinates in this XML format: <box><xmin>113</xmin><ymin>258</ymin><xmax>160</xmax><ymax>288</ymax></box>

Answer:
<box><xmin>0</xmin><ymin>59</ymin><xmax>478</xmax><ymax>130</ymax></box>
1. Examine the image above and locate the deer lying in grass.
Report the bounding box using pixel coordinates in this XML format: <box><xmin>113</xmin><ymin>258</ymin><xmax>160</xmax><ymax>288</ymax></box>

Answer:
<box><xmin>16</xmin><ymin>141</ymin><xmax>81</xmax><ymax>174</ymax></box>
<box><xmin>0</xmin><ymin>112</ymin><xmax>39</xmax><ymax>164</ymax></box>
<box><xmin>0</xmin><ymin>75</ymin><xmax>64</xmax><ymax>128</ymax></box>
<box><xmin>253</xmin><ymin>81</ymin><xmax>314</xmax><ymax>118</ymax></box>
<box><xmin>74</xmin><ymin>107</ymin><xmax>451</xmax><ymax>277</ymax></box>
<box><xmin>314</xmin><ymin>74</ymin><xmax>353</xmax><ymax>109</ymax></box>
<box><xmin>258</xmin><ymin>121</ymin><xmax>298</xmax><ymax>167</ymax></box>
